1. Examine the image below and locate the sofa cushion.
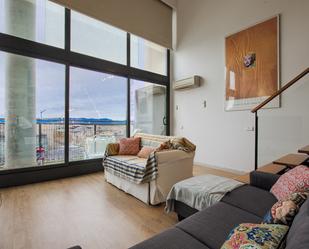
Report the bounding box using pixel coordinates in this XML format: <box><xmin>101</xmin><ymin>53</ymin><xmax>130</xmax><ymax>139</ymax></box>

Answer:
<box><xmin>108</xmin><ymin>155</ymin><xmax>147</xmax><ymax>167</ymax></box>
<box><xmin>118</xmin><ymin>137</ymin><xmax>141</xmax><ymax>155</ymax></box>
<box><xmin>129</xmin><ymin>228</ymin><xmax>209</xmax><ymax>249</ymax></box>
<box><xmin>103</xmin><ymin>155</ymin><xmax>148</xmax><ymax>183</ymax></box>
<box><xmin>221</xmin><ymin>185</ymin><xmax>277</xmax><ymax>218</ymax></box>
<box><xmin>176</xmin><ymin>202</ymin><xmax>261</xmax><ymax>249</ymax></box>
<box><xmin>220</xmin><ymin>223</ymin><xmax>289</xmax><ymax>249</ymax></box>
<box><xmin>285</xmin><ymin>198</ymin><xmax>309</xmax><ymax>249</ymax></box>
<box><xmin>105</xmin><ymin>143</ymin><xmax>119</xmax><ymax>156</ymax></box>
<box><xmin>250</xmin><ymin>171</ymin><xmax>280</xmax><ymax>191</ymax></box>
<box><xmin>137</xmin><ymin>146</ymin><xmax>156</xmax><ymax>159</ymax></box>
<box><xmin>262</xmin><ymin>192</ymin><xmax>308</xmax><ymax>225</ymax></box>
<box><xmin>135</xmin><ymin>133</ymin><xmax>170</xmax><ymax>148</ymax></box>
<box><xmin>270</xmin><ymin>165</ymin><xmax>309</xmax><ymax>201</ymax></box>
<box><xmin>140</xmin><ymin>139</ymin><xmax>164</xmax><ymax>148</ymax></box>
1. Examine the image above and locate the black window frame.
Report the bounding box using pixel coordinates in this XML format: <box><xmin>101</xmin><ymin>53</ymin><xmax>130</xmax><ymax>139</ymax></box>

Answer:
<box><xmin>0</xmin><ymin>7</ymin><xmax>170</xmax><ymax>177</ymax></box>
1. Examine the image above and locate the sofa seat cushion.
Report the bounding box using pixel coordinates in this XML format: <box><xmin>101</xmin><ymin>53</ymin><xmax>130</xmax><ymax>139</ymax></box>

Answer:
<box><xmin>176</xmin><ymin>202</ymin><xmax>261</xmax><ymax>249</ymax></box>
<box><xmin>108</xmin><ymin>155</ymin><xmax>147</xmax><ymax>167</ymax></box>
<box><xmin>286</xmin><ymin>198</ymin><xmax>309</xmax><ymax>249</ymax></box>
<box><xmin>103</xmin><ymin>155</ymin><xmax>149</xmax><ymax>183</ymax></box>
<box><xmin>221</xmin><ymin>185</ymin><xmax>277</xmax><ymax>218</ymax></box>
<box><xmin>129</xmin><ymin>228</ymin><xmax>209</xmax><ymax>249</ymax></box>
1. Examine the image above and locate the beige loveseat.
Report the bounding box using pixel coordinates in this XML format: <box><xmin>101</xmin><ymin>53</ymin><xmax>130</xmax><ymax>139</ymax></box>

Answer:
<box><xmin>103</xmin><ymin>133</ymin><xmax>195</xmax><ymax>205</ymax></box>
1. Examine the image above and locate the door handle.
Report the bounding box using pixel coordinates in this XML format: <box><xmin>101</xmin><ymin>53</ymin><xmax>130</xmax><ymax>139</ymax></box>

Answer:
<box><xmin>163</xmin><ymin>116</ymin><xmax>167</xmax><ymax>126</ymax></box>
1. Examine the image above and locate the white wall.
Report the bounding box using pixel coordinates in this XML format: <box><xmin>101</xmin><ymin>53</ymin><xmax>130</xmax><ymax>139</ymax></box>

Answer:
<box><xmin>172</xmin><ymin>0</ymin><xmax>309</xmax><ymax>172</ymax></box>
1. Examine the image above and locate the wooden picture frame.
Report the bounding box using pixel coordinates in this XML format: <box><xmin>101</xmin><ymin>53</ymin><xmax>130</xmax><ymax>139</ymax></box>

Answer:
<box><xmin>225</xmin><ymin>15</ymin><xmax>280</xmax><ymax>111</ymax></box>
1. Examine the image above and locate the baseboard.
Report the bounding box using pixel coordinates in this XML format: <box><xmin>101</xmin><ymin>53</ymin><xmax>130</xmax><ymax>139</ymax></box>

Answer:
<box><xmin>194</xmin><ymin>162</ymin><xmax>247</xmax><ymax>175</ymax></box>
<box><xmin>0</xmin><ymin>162</ymin><xmax>103</xmax><ymax>188</ymax></box>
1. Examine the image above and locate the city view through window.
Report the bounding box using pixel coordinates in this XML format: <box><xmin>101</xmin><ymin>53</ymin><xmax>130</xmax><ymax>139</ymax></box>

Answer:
<box><xmin>0</xmin><ymin>0</ymin><xmax>168</xmax><ymax>170</ymax></box>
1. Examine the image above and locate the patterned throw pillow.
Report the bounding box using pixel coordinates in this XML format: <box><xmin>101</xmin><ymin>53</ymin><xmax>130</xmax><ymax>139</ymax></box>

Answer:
<box><xmin>262</xmin><ymin>192</ymin><xmax>308</xmax><ymax>225</ymax></box>
<box><xmin>170</xmin><ymin>137</ymin><xmax>196</xmax><ymax>152</ymax></box>
<box><xmin>118</xmin><ymin>137</ymin><xmax>141</xmax><ymax>155</ymax></box>
<box><xmin>156</xmin><ymin>141</ymin><xmax>172</xmax><ymax>151</ymax></box>
<box><xmin>137</xmin><ymin>146</ymin><xmax>156</xmax><ymax>159</ymax></box>
<box><xmin>221</xmin><ymin>223</ymin><xmax>289</xmax><ymax>249</ymax></box>
<box><xmin>270</xmin><ymin>165</ymin><xmax>309</xmax><ymax>201</ymax></box>
<box><xmin>105</xmin><ymin>143</ymin><xmax>120</xmax><ymax>156</ymax></box>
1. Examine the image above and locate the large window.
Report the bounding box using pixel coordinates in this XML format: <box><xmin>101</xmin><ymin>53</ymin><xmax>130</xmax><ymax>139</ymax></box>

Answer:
<box><xmin>0</xmin><ymin>51</ymin><xmax>65</xmax><ymax>169</ymax></box>
<box><xmin>71</xmin><ymin>11</ymin><xmax>127</xmax><ymax>64</ymax></box>
<box><xmin>131</xmin><ymin>35</ymin><xmax>167</xmax><ymax>75</ymax></box>
<box><xmin>0</xmin><ymin>1</ymin><xmax>169</xmax><ymax>173</ymax></box>
<box><xmin>0</xmin><ymin>0</ymin><xmax>65</xmax><ymax>48</ymax></box>
<box><xmin>69</xmin><ymin>67</ymin><xmax>127</xmax><ymax>161</ymax></box>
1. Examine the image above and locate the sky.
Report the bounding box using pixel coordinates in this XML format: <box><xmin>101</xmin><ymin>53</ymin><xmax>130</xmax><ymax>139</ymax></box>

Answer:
<box><xmin>0</xmin><ymin>0</ymin><xmax>164</xmax><ymax>121</ymax></box>
<box><xmin>0</xmin><ymin>54</ymin><xmax>129</xmax><ymax>120</ymax></box>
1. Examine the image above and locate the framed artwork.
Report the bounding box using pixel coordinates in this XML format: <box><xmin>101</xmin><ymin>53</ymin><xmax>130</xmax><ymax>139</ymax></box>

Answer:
<box><xmin>225</xmin><ymin>16</ymin><xmax>280</xmax><ymax>111</ymax></box>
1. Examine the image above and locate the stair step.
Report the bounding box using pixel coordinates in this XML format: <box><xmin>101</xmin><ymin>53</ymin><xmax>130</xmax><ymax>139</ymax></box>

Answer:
<box><xmin>257</xmin><ymin>163</ymin><xmax>287</xmax><ymax>174</ymax></box>
<box><xmin>234</xmin><ymin>174</ymin><xmax>250</xmax><ymax>184</ymax></box>
<box><xmin>273</xmin><ymin>153</ymin><xmax>309</xmax><ymax>168</ymax></box>
<box><xmin>298</xmin><ymin>145</ymin><xmax>309</xmax><ymax>154</ymax></box>
<box><xmin>234</xmin><ymin>163</ymin><xmax>286</xmax><ymax>184</ymax></box>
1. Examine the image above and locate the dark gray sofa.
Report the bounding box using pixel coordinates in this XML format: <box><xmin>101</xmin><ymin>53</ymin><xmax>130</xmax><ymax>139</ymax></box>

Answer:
<box><xmin>130</xmin><ymin>171</ymin><xmax>309</xmax><ymax>249</ymax></box>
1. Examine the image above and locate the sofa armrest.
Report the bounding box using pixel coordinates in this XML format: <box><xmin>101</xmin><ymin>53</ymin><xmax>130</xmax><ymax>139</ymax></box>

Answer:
<box><xmin>250</xmin><ymin>171</ymin><xmax>280</xmax><ymax>191</ymax></box>
<box><xmin>155</xmin><ymin>150</ymin><xmax>194</xmax><ymax>164</ymax></box>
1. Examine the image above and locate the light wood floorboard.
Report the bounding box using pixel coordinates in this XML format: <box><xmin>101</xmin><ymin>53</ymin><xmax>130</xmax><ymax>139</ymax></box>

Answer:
<box><xmin>0</xmin><ymin>166</ymin><xmax>243</xmax><ymax>249</ymax></box>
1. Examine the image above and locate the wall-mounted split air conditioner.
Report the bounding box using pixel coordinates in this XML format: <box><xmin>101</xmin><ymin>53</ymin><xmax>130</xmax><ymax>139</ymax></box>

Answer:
<box><xmin>173</xmin><ymin>75</ymin><xmax>201</xmax><ymax>90</ymax></box>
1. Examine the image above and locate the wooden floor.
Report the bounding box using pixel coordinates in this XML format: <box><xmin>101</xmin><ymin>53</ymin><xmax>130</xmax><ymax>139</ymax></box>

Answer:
<box><xmin>0</xmin><ymin>166</ymin><xmax>242</xmax><ymax>249</ymax></box>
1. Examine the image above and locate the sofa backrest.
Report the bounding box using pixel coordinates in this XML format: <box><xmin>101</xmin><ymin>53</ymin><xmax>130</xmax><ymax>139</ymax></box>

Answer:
<box><xmin>285</xmin><ymin>198</ymin><xmax>309</xmax><ymax>249</ymax></box>
<box><xmin>134</xmin><ymin>133</ymin><xmax>173</xmax><ymax>148</ymax></box>
<box><xmin>134</xmin><ymin>133</ymin><xmax>196</xmax><ymax>153</ymax></box>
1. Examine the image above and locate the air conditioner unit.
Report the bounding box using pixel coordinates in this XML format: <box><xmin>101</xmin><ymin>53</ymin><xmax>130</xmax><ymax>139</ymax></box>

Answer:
<box><xmin>173</xmin><ymin>76</ymin><xmax>201</xmax><ymax>90</ymax></box>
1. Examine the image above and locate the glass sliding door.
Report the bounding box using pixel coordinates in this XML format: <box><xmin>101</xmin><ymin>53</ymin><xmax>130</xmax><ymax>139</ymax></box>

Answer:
<box><xmin>0</xmin><ymin>51</ymin><xmax>65</xmax><ymax>170</ymax></box>
<box><xmin>69</xmin><ymin>67</ymin><xmax>127</xmax><ymax>161</ymax></box>
<box><xmin>130</xmin><ymin>80</ymin><xmax>167</xmax><ymax>135</ymax></box>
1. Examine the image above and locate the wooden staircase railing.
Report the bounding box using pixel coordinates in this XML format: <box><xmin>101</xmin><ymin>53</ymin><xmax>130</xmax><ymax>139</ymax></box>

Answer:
<box><xmin>251</xmin><ymin>67</ymin><xmax>309</xmax><ymax>113</ymax></box>
<box><xmin>251</xmin><ymin>67</ymin><xmax>309</xmax><ymax>170</ymax></box>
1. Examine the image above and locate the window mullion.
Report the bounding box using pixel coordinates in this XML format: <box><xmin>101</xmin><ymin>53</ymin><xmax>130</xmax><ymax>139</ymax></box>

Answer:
<box><xmin>64</xmin><ymin>8</ymin><xmax>71</xmax><ymax>165</ymax></box>
<box><xmin>65</xmin><ymin>8</ymin><xmax>71</xmax><ymax>52</ymax></box>
<box><xmin>126</xmin><ymin>33</ymin><xmax>131</xmax><ymax>138</ymax></box>
<box><xmin>166</xmin><ymin>49</ymin><xmax>170</xmax><ymax>135</ymax></box>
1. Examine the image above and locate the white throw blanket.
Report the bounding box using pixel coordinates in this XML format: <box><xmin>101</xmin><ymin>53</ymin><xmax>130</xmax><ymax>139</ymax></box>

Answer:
<box><xmin>165</xmin><ymin>174</ymin><xmax>244</xmax><ymax>213</ymax></box>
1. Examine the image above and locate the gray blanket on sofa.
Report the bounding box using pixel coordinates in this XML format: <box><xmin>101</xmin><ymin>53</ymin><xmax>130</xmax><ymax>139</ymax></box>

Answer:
<box><xmin>165</xmin><ymin>174</ymin><xmax>244</xmax><ymax>212</ymax></box>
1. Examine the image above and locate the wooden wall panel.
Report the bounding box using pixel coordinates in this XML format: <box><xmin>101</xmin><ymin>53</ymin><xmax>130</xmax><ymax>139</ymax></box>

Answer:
<box><xmin>225</xmin><ymin>17</ymin><xmax>279</xmax><ymax>102</ymax></box>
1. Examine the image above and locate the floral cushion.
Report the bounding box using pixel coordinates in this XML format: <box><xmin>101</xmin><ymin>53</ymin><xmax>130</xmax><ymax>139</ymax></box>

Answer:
<box><xmin>270</xmin><ymin>165</ymin><xmax>309</xmax><ymax>201</ymax></box>
<box><xmin>220</xmin><ymin>223</ymin><xmax>289</xmax><ymax>249</ymax></box>
<box><xmin>262</xmin><ymin>192</ymin><xmax>308</xmax><ymax>225</ymax></box>
<box><xmin>118</xmin><ymin>137</ymin><xmax>141</xmax><ymax>155</ymax></box>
